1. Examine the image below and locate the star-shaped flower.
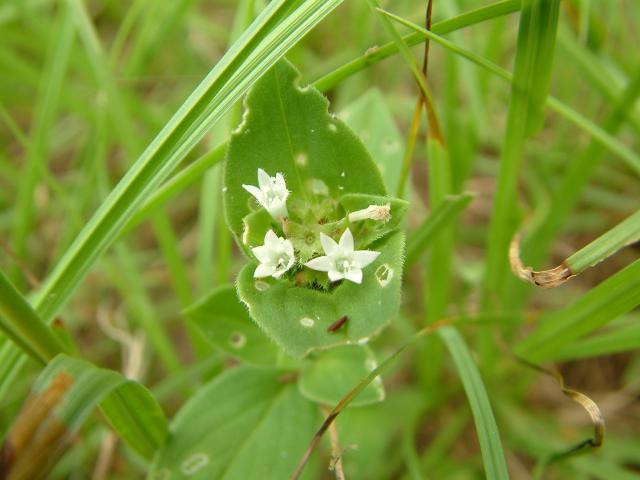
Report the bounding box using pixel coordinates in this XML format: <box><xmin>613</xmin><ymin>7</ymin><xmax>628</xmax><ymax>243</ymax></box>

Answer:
<box><xmin>252</xmin><ymin>230</ymin><xmax>295</xmax><ymax>279</ymax></box>
<box><xmin>242</xmin><ymin>168</ymin><xmax>289</xmax><ymax>219</ymax></box>
<box><xmin>304</xmin><ymin>228</ymin><xmax>380</xmax><ymax>284</ymax></box>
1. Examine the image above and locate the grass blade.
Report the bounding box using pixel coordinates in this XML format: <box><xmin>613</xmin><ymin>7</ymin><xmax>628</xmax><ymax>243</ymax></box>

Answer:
<box><xmin>482</xmin><ymin>0</ymin><xmax>561</xmax><ymax>305</ymax></box>
<box><xmin>438</xmin><ymin>326</ymin><xmax>510</xmax><ymax>480</ymax></box>
<box><xmin>0</xmin><ymin>270</ymin><xmax>68</xmax><ymax>364</ymax></box>
<box><xmin>1</xmin><ymin>354</ymin><xmax>167</xmax><ymax>478</ymax></box>
<box><xmin>10</xmin><ymin>5</ymin><xmax>74</xmax><ymax>283</ymax></box>
<box><xmin>379</xmin><ymin>10</ymin><xmax>640</xmax><ymax>176</ymax></box>
<box><xmin>511</xmin><ymin>208</ymin><xmax>640</xmax><ymax>287</ymax></box>
<box><xmin>516</xmin><ymin>258</ymin><xmax>640</xmax><ymax>361</ymax></box>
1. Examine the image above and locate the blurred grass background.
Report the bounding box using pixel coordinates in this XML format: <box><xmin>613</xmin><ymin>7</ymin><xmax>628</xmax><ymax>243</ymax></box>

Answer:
<box><xmin>1</xmin><ymin>0</ymin><xmax>639</xmax><ymax>478</ymax></box>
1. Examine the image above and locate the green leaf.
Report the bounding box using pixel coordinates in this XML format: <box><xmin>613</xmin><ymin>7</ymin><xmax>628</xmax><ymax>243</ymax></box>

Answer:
<box><xmin>484</xmin><ymin>0</ymin><xmax>561</xmax><ymax>304</ymax></box>
<box><xmin>150</xmin><ymin>367</ymin><xmax>318</xmax><ymax>480</ymax></box>
<box><xmin>186</xmin><ymin>285</ymin><xmax>279</xmax><ymax>367</ymax></box>
<box><xmin>551</xmin><ymin>318</ymin><xmax>640</xmax><ymax>361</ymax></box>
<box><xmin>0</xmin><ymin>269</ymin><xmax>68</xmax><ymax>365</ymax></box>
<box><xmin>223</xmin><ymin>59</ymin><xmax>386</xmax><ymax>239</ymax></box>
<box><xmin>438</xmin><ymin>327</ymin><xmax>509</xmax><ymax>480</ymax></box>
<box><xmin>516</xmin><ymin>258</ymin><xmax>640</xmax><ymax>362</ymax></box>
<box><xmin>337</xmin><ymin>388</ymin><xmax>423</xmax><ymax>479</ymax></box>
<box><xmin>298</xmin><ymin>345</ymin><xmax>385</xmax><ymax>407</ymax></box>
<box><xmin>339</xmin><ymin>89</ymin><xmax>405</xmax><ymax>194</ymax></box>
<box><xmin>225</xmin><ymin>59</ymin><xmax>406</xmax><ymax>358</ymax></box>
<box><xmin>3</xmin><ymin>354</ymin><xmax>167</xmax><ymax>480</ymax></box>
<box><xmin>237</xmin><ymin>230</ymin><xmax>404</xmax><ymax>358</ymax></box>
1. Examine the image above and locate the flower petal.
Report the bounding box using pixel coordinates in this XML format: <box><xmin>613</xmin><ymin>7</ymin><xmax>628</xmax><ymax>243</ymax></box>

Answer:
<box><xmin>338</xmin><ymin>228</ymin><xmax>354</xmax><ymax>252</ymax></box>
<box><xmin>275</xmin><ymin>173</ymin><xmax>287</xmax><ymax>192</ymax></box>
<box><xmin>319</xmin><ymin>233</ymin><xmax>339</xmax><ymax>256</ymax></box>
<box><xmin>328</xmin><ymin>269</ymin><xmax>344</xmax><ymax>282</ymax></box>
<box><xmin>305</xmin><ymin>255</ymin><xmax>333</xmax><ymax>272</ymax></box>
<box><xmin>268</xmin><ymin>199</ymin><xmax>288</xmax><ymax>219</ymax></box>
<box><xmin>344</xmin><ymin>268</ymin><xmax>363</xmax><ymax>284</ymax></box>
<box><xmin>251</xmin><ymin>245</ymin><xmax>271</xmax><ymax>263</ymax></box>
<box><xmin>242</xmin><ymin>184</ymin><xmax>265</xmax><ymax>205</ymax></box>
<box><xmin>257</xmin><ymin>168</ymin><xmax>271</xmax><ymax>189</ymax></box>
<box><xmin>352</xmin><ymin>250</ymin><xmax>380</xmax><ymax>268</ymax></box>
<box><xmin>254</xmin><ymin>263</ymin><xmax>275</xmax><ymax>278</ymax></box>
<box><xmin>284</xmin><ymin>239</ymin><xmax>294</xmax><ymax>258</ymax></box>
<box><xmin>264</xmin><ymin>229</ymin><xmax>280</xmax><ymax>249</ymax></box>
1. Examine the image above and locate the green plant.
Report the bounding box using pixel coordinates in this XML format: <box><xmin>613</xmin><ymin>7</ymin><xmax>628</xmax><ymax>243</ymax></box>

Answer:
<box><xmin>0</xmin><ymin>1</ymin><xmax>638</xmax><ymax>479</ymax></box>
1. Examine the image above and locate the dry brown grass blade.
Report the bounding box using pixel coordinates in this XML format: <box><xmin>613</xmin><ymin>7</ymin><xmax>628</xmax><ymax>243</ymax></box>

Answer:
<box><xmin>509</xmin><ymin>233</ymin><xmax>573</xmax><ymax>288</ymax></box>
<box><xmin>0</xmin><ymin>372</ymin><xmax>74</xmax><ymax>480</ymax></box>
<box><xmin>516</xmin><ymin>356</ymin><xmax>605</xmax><ymax>461</ymax></box>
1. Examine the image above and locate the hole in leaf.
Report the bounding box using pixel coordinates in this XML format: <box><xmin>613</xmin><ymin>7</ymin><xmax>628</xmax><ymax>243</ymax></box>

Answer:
<box><xmin>181</xmin><ymin>453</ymin><xmax>209</xmax><ymax>475</ymax></box>
<box><xmin>375</xmin><ymin>264</ymin><xmax>394</xmax><ymax>287</ymax></box>
<box><xmin>299</xmin><ymin>317</ymin><xmax>315</xmax><ymax>328</ymax></box>
<box><xmin>229</xmin><ymin>332</ymin><xmax>247</xmax><ymax>349</ymax></box>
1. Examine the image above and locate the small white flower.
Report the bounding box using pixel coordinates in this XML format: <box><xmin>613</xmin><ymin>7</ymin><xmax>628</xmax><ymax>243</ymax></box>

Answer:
<box><xmin>348</xmin><ymin>203</ymin><xmax>391</xmax><ymax>223</ymax></box>
<box><xmin>304</xmin><ymin>228</ymin><xmax>380</xmax><ymax>284</ymax></box>
<box><xmin>252</xmin><ymin>230</ymin><xmax>295</xmax><ymax>279</ymax></box>
<box><xmin>242</xmin><ymin>168</ymin><xmax>289</xmax><ymax>219</ymax></box>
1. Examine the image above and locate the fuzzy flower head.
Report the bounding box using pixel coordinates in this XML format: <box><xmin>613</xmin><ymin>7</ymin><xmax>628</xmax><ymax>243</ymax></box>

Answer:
<box><xmin>304</xmin><ymin>228</ymin><xmax>380</xmax><ymax>284</ymax></box>
<box><xmin>242</xmin><ymin>168</ymin><xmax>289</xmax><ymax>219</ymax></box>
<box><xmin>252</xmin><ymin>230</ymin><xmax>295</xmax><ymax>279</ymax></box>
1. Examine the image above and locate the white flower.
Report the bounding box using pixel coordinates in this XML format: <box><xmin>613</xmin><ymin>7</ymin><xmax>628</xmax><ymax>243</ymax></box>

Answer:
<box><xmin>304</xmin><ymin>228</ymin><xmax>380</xmax><ymax>284</ymax></box>
<box><xmin>252</xmin><ymin>230</ymin><xmax>295</xmax><ymax>279</ymax></box>
<box><xmin>348</xmin><ymin>203</ymin><xmax>391</xmax><ymax>223</ymax></box>
<box><xmin>242</xmin><ymin>168</ymin><xmax>289</xmax><ymax>219</ymax></box>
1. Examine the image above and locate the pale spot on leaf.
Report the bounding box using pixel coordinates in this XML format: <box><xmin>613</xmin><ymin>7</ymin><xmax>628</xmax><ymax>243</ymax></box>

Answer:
<box><xmin>181</xmin><ymin>453</ymin><xmax>209</xmax><ymax>475</ymax></box>
<box><xmin>375</xmin><ymin>264</ymin><xmax>394</xmax><ymax>287</ymax></box>
<box><xmin>295</xmin><ymin>152</ymin><xmax>308</xmax><ymax>167</ymax></box>
<box><xmin>299</xmin><ymin>317</ymin><xmax>315</xmax><ymax>328</ymax></box>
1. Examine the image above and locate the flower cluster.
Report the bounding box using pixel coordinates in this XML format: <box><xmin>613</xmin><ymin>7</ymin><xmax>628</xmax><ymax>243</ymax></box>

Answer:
<box><xmin>243</xmin><ymin>169</ymin><xmax>384</xmax><ymax>285</ymax></box>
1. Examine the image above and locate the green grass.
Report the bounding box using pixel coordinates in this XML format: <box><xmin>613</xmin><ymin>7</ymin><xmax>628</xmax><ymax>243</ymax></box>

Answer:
<box><xmin>0</xmin><ymin>1</ymin><xmax>639</xmax><ymax>479</ymax></box>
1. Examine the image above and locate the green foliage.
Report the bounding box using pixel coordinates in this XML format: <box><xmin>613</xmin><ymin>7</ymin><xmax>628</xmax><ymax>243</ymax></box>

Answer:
<box><xmin>339</xmin><ymin>89</ymin><xmax>405</xmax><ymax>195</ymax></box>
<box><xmin>298</xmin><ymin>345</ymin><xmax>384</xmax><ymax>407</ymax></box>
<box><xmin>225</xmin><ymin>60</ymin><xmax>406</xmax><ymax>358</ymax></box>
<box><xmin>517</xmin><ymin>258</ymin><xmax>640</xmax><ymax>362</ymax></box>
<box><xmin>237</xmin><ymin>230</ymin><xmax>404</xmax><ymax>358</ymax></box>
<box><xmin>31</xmin><ymin>355</ymin><xmax>166</xmax><ymax>459</ymax></box>
<box><xmin>186</xmin><ymin>284</ymin><xmax>279</xmax><ymax>367</ymax></box>
<box><xmin>438</xmin><ymin>327</ymin><xmax>510</xmax><ymax>480</ymax></box>
<box><xmin>223</xmin><ymin>60</ymin><xmax>386</xmax><ymax>239</ymax></box>
<box><xmin>150</xmin><ymin>367</ymin><xmax>318</xmax><ymax>480</ymax></box>
<box><xmin>1</xmin><ymin>0</ymin><xmax>639</xmax><ymax>479</ymax></box>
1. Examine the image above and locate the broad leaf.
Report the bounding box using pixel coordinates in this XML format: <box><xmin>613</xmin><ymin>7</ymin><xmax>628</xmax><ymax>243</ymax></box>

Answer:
<box><xmin>150</xmin><ymin>367</ymin><xmax>318</xmax><ymax>480</ymax></box>
<box><xmin>223</xmin><ymin>59</ymin><xmax>386</xmax><ymax>240</ymax></box>
<box><xmin>237</xmin><ymin>230</ymin><xmax>404</xmax><ymax>358</ymax></box>
<box><xmin>186</xmin><ymin>285</ymin><xmax>279</xmax><ymax>367</ymax></box>
<box><xmin>298</xmin><ymin>344</ymin><xmax>385</xmax><ymax>407</ymax></box>
<box><xmin>339</xmin><ymin>89</ymin><xmax>405</xmax><ymax>194</ymax></box>
<box><xmin>224</xmin><ymin>60</ymin><xmax>406</xmax><ymax>358</ymax></box>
